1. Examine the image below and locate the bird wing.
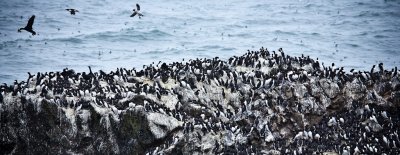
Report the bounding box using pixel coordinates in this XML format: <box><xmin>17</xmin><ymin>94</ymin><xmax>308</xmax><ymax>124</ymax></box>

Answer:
<box><xmin>26</xmin><ymin>15</ymin><xmax>35</xmax><ymax>29</ymax></box>
<box><xmin>136</xmin><ymin>4</ymin><xmax>140</xmax><ymax>11</ymax></box>
<box><xmin>130</xmin><ymin>12</ymin><xmax>137</xmax><ymax>17</ymax></box>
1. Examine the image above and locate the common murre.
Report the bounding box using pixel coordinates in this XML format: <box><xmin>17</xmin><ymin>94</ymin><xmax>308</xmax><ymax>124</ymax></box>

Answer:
<box><xmin>18</xmin><ymin>15</ymin><xmax>36</xmax><ymax>35</ymax></box>
<box><xmin>130</xmin><ymin>3</ymin><xmax>144</xmax><ymax>19</ymax></box>
<box><xmin>66</xmin><ymin>9</ymin><xmax>79</xmax><ymax>15</ymax></box>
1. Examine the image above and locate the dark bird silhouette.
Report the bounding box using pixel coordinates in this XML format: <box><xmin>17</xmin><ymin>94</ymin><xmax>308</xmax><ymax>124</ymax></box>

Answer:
<box><xmin>130</xmin><ymin>3</ymin><xmax>143</xmax><ymax>19</ymax></box>
<box><xmin>18</xmin><ymin>15</ymin><xmax>36</xmax><ymax>35</ymax></box>
<box><xmin>66</xmin><ymin>9</ymin><xmax>79</xmax><ymax>15</ymax></box>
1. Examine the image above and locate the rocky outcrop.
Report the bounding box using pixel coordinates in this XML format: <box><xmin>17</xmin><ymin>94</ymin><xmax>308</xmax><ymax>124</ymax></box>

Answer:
<box><xmin>1</xmin><ymin>47</ymin><xmax>399</xmax><ymax>154</ymax></box>
<box><xmin>147</xmin><ymin>112</ymin><xmax>182</xmax><ymax>140</ymax></box>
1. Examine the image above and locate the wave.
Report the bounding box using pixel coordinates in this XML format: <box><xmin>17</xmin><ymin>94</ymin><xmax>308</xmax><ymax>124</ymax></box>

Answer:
<box><xmin>146</xmin><ymin>29</ymin><xmax>172</xmax><ymax>37</ymax></box>
<box><xmin>0</xmin><ymin>38</ymin><xmax>36</xmax><ymax>47</ymax></box>
<box><xmin>330</xmin><ymin>20</ymin><xmax>351</xmax><ymax>26</ymax></box>
<box><xmin>50</xmin><ymin>37</ymin><xmax>83</xmax><ymax>44</ymax></box>
<box><xmin>384</xmin><ymin>11</ymin><xmax>400</xmax><ymax>17</ymax></box>
<box><xmin>374</xmin><ymin>35</ymin><xmax>388</xmax><ymax>38</ymax></box>
<box><xmin>357</xmin><ymin>32</ymin><xmax>368</xmax><ymax>36</ymax></box>
<box><xmin>357</xmin><ymin>11</ymin><xmax>381</xmax><ymax>17</ymax></box>
<box><xmin>249</xmin><ymin>4</ymin><xmax>271</xmax><ymax>9</ymax></box>
<box><xmin>221</xmin><ymin>47</ymin><xmax>236</xmax><ymax>51</ymax></box>
<box><xmin>343</xmin><ymin>43</ymin><xmax>360</xmax><ymax>48</ymax></box>
<box><xmin>304</xmin><ymin>3</ymin><xmax>323</xmax><ymax>8</ymax></box>
<box><xmin>0</xmin><ymin>34</ymin><xmax>85</xmax><ymax>45</ymax></box>
<box><xmin>0</xmin><ymin>28</ymin><xmax>172</xmax><ymax>46</ymax></box>
<box><xmin>274</xmin><ymin>30</ymin><xmax>296</xmax><ymax>36</ymax></box>
<box><xmin>190</xmin><ymin>16</ymin><xmax>220</xmax><ymax>22</ymax></box>
<box><xmin>297</xmin><ymin>32</ymin><xmax>321</xmax><ymax>37</ymax></box>
<box><xmin>224</xmin><ymin>24</ymin><xmax>247</xmax><ymax>29</ymax></box>
<box><xmin>144</xmin><ymin>50</ymin><xmax>166</xmax><ymax>55</ymax></box>
<box><xmin>242</xmin><ymin>19</ymin><xmax>277</xmax><ymax>25</ymax></box>
<box><xmin>234</xmin><ymin>33</ymin><xmax>253</xmax><ymax>38</ymax></box>
<box><xmin>78</xmin><ymin>29</ymin><xmax>172</xmax><ymax>42</ymax></box>
<box><xmin>201</xmin><ymin>45</ymin><xmax>223</xmax><ymax>49</ymax></box>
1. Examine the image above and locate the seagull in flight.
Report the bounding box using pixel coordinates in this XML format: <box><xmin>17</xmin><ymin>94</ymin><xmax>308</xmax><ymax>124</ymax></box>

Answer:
<box><xmin>130</xmin><ymin>3</ymin><xmax>144</xmax><ymax>19</ymax></box>
<box><xmin>18</xmin><ymin>15</ymin><xmax>36</xmax><ymax>35</ymax></box>
<box><xmin>66</xmin><ymin>9</ymin><xmax>79</xmax><ymax>15</ymax></box>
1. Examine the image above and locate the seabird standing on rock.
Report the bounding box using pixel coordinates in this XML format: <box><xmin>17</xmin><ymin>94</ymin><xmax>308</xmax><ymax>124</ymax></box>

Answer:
<box><xmin>66</xmin><ymin>9</ymin><xmax>79</xmax><ymax>15</ymax></box>
<box><xmin>130</xmin><ymin>3</ymin><xmax>144</xmax><ymax>19</ymax></box>
<box><xmin>18</xmin><ymin>15</ymin><xmax>36</xmax><ymax>35</ymax></box>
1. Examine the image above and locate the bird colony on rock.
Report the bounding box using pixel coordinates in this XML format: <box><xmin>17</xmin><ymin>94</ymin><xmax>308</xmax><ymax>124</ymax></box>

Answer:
<box><xmin>0</xmin><ymin>47</ymin><xmax>400</xmax><ymax>154</ymax></box>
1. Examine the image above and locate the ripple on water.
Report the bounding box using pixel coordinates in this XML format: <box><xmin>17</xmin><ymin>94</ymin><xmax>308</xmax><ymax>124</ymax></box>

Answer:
<box><xmin>0</xmin><ymin>74</ymin><xmax>15</xmax><ymax>81</ymax></box>
<box><xmin>144</xmin><ymin>50</ymin><xmax>166</xmax><ymax>55</ymax></box>
<box><xmin>201</xmin><ymin>45</ymin><xmax>222</xmax><ymax>50</ymax></box>
<box><xmin>344</xmin><ymin>43</ymin><xmax>360</xmax><ymax>48</ymax></box>
<box><xmin>357</xmin><ymin>11</ymin><xmax>381</xmax><ymax>17</ymax></box>
<box><xmin>221</xmin><ymin>47</ymin><xmax>236</xmax><ymax>51</ymax></box>
<box><xmin>51</xmin><ymin>37</ymin><xmax>83</xmax><ymax>44</ymax></box>
<box><xmin>374</xmin><ymin>35</ymin><xmax>388</xmax><ymax>39</ymax></box>
<box><xmin>274</xmin><ymin>30</ymin><xmax>296</xmax><ymax>36</ymax></box>
<box><xmin>357</xmin><ymin>32</ymin><xmax>368</xmax><ymax>36</ymax></box>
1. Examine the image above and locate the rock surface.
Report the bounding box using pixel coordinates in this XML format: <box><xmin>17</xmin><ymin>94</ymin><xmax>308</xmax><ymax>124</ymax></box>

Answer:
<box><xmin>147</xmin><ymin>112</ymin><xmax>182</xmax><ymax>139</ymax></box>
<box><xmin>1</xmin><ymin>47</ymin><xmax>399</xmax><ymax>154</ymax></box>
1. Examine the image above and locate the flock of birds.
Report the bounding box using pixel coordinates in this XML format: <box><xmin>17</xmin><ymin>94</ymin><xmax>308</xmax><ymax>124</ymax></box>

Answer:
<box><xmin>4</xmin><ymin>1</ymin><xmax>400</xmax><ymax>154</ymax></box>
<box><xmin>17</xmin><ymin>3</ymin><xmax>143</xmax><ymax>35</ymax></box>
<box><xmin>1</xmin><ymin>46</ymin><xmax>399</xmax><ymax>154</ymax></box>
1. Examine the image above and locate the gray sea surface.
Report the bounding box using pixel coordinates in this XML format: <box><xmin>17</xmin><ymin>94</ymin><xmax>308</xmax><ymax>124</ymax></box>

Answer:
<box><xmin>1</xmin><ymin>0</ymin><xmax>400</xmax><ymax>84</ymax></box>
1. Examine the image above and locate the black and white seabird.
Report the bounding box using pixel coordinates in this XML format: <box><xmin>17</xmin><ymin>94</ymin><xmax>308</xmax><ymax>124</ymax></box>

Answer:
<box><xmin>18</xmin><ymin>15</ymin><xmax>36</xmax><ymax>35</ymax></box>
<box><xmin>66</xmin><ymin>9</ymin><xmax>79</xmax><ymax>15</ymax></box>
<box><xmin>130</xmin><ymin>3</ymin><xmax>144</xmax><ymax>19</ymax></box>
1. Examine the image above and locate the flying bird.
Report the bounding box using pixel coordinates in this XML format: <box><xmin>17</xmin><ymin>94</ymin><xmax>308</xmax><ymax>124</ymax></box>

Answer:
<box><xmin>66</xmin><ymin>9</ymin><xmax>79</xmax><ymax>15</ymax></box>
<box><xmin>130</xmin><ymin>3</ymin><xmax>144</xmax><ymax>19</ymax></box>
<box><xmin>18</xmin><ymin>15</ymin><xmax>36</xmax><ymax>35</ymax></box>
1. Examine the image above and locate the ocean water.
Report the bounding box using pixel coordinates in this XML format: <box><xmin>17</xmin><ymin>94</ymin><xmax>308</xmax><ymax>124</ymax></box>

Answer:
<box><xmin>0</xmin><ymin>0</ymin><xmax>399</xmax><ymax>84</ymax></box>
